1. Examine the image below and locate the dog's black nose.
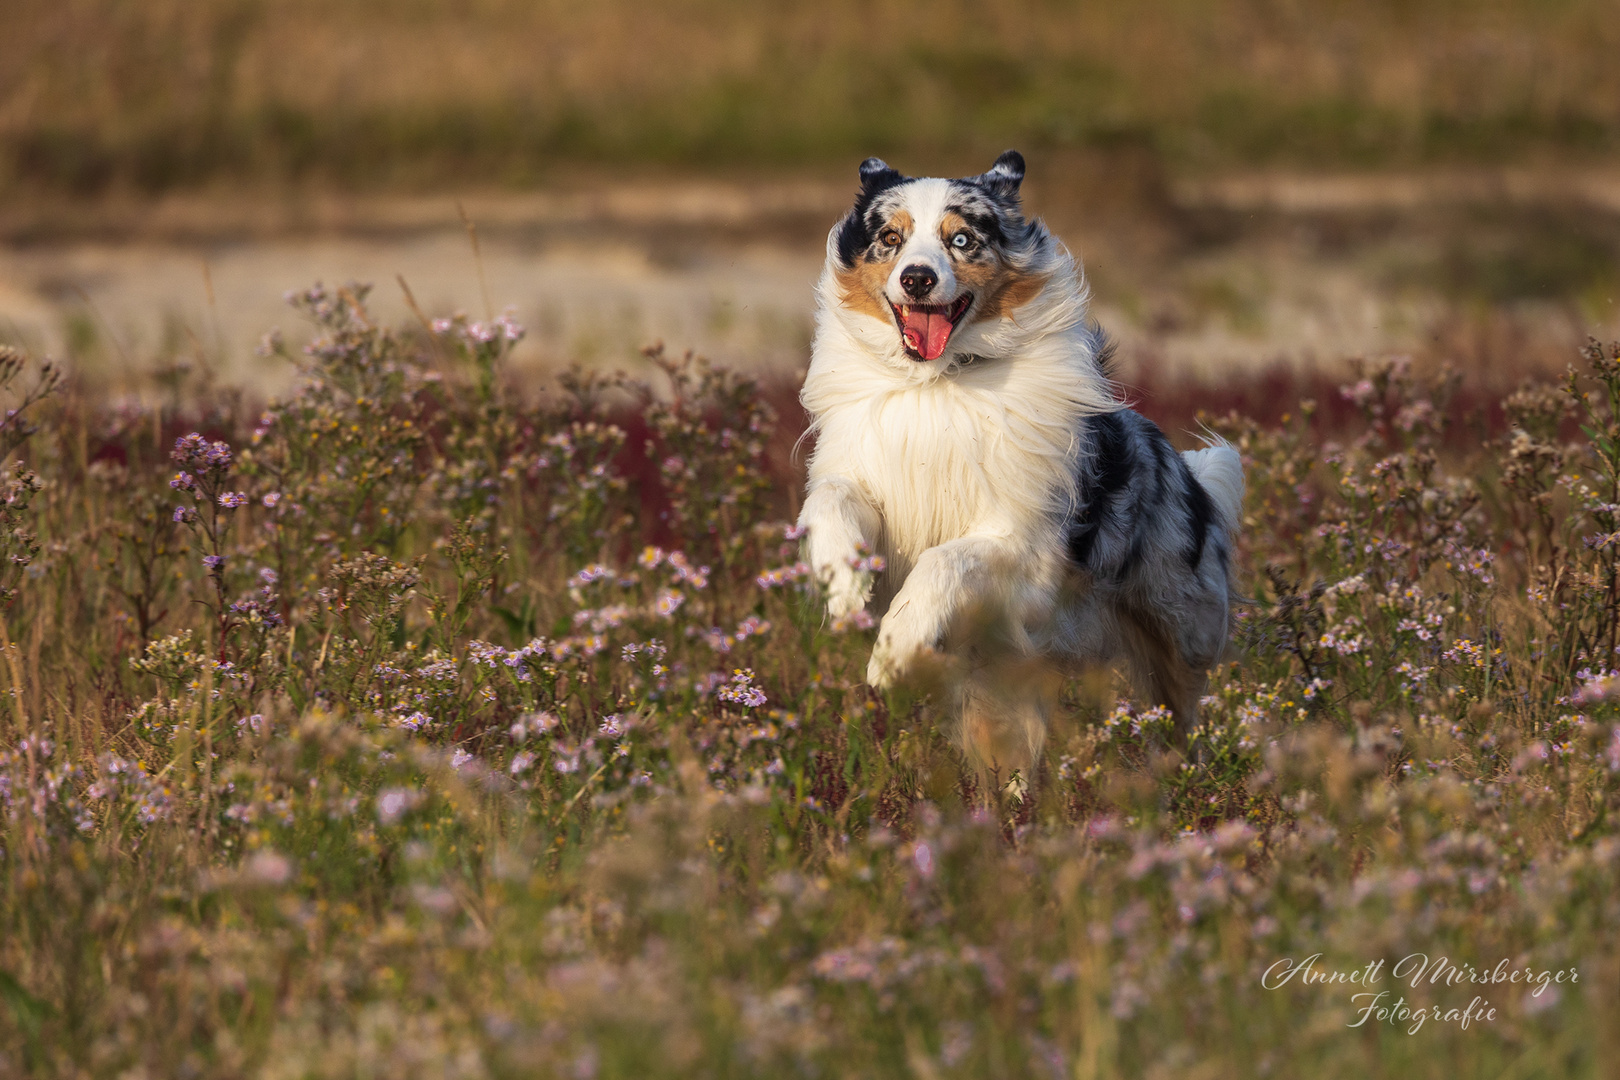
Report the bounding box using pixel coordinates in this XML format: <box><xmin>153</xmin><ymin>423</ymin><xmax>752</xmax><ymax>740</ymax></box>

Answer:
<box><xmin>899</xmin><ymin>265</ymin><xmax>938</xmax><ymax>300</ymax></box>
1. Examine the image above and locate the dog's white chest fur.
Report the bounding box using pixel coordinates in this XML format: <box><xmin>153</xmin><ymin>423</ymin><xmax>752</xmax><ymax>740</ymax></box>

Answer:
<box><xmin>866</xmin><ymin>385</ymin><xmax>998</xmax><ymax>558</ymax></box>
<box><xmin>807</xmin><ymin>365</ymin><xmax>1080</xmax><ymax>573</ymax></box>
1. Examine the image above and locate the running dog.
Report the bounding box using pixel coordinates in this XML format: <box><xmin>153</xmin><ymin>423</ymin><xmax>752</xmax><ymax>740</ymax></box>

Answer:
<box><xmin>797</xmin><ymin>151</ymin><xmax>1244</xmax><ymax>788</ymax></box>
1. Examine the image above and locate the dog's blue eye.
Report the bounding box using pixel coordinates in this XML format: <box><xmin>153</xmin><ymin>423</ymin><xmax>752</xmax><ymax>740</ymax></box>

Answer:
<box><xmin>952</xmin><ymin>232</ymin><xmax>971</xmax><ymax>249</ymax></box>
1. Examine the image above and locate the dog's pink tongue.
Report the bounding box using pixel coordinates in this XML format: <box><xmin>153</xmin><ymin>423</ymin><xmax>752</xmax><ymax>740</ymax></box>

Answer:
<box><xmin>902</xmin><ymin>308</ymin><xmax>954</xmax><ymax>360</ymax></box>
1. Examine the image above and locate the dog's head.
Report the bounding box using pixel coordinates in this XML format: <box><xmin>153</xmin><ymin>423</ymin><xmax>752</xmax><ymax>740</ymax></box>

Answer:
<box><xmin>826</xmin><ymin>150</ymin><xmax>1054</xmax><ymax>365</ymax></box>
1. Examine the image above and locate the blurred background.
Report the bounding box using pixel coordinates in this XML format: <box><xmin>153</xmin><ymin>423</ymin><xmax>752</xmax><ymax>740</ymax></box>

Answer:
<box><xmin>1</xmin><ymin>0</ymin><xmax>1617</xmax><ymax>395</ymax></box>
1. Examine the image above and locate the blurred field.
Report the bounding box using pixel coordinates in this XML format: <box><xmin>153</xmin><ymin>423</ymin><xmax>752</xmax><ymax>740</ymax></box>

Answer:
<box><xmin>2</xmin><ymin>301</ymin><xmax>1620</xmax><ymax>1075</ymax></box>
<box><xmin>4</xmin><ymin>0</ymin><xmax>1620</xmax><ymax>192</ymax></box>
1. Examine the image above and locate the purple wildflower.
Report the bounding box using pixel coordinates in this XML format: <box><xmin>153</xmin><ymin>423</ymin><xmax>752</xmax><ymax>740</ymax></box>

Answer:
<box><xmin>172</xmin><ymin>433</ymin><xmax>233</xmax><ymax>470</ymax></box>
<box><xmin>718</xmin><ymin>669</ymin><xmax>768</xmax><ymax>708</ymax></box>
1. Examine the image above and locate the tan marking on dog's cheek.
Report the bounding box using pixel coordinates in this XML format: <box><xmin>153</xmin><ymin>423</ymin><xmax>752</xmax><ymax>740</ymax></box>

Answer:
<box><xmin>952</xmin><ymin>256</ymin><xmax>1003</xmax><ymax>293</ymax></box>
<box><xmin>974</xmin><ymin>266</ymin><xmax>1050</xmax><ymax>323</ymax></box>
<box><xmin>834</xmin><ymin>262</ymin><xmax>894</xmax><ymax>323</ymax></box>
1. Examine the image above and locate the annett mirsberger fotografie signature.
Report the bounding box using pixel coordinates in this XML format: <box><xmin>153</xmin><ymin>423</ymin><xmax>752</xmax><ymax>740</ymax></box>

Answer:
<box><xmin>1261</xmin><ymin>953</ymin><xmax>1580</xmax><ymax>1033</ymax></box>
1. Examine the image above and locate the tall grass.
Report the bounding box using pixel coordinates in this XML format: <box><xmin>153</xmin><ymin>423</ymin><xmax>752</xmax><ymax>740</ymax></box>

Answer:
<box><xmin>3</xmin><ymin>0</ymin><xmax>1619</xmax><ymax>193</ymax></box>
<box><xmin>0</xmin><ymin>291</ymin><xmax>1618</xmax><ymax>1076</ymax></box>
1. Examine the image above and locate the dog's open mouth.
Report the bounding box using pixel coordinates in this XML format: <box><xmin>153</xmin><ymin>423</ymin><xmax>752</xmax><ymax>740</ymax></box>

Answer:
<box><xmin>891</xmin><ymin>294</ymin><xmax>973</xmax><ymax>361</ymax></box>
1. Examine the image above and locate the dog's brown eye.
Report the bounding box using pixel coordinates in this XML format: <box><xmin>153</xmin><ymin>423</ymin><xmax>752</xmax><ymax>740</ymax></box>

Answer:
<box><xmin>880</xmin><ymin>230</ymin><xmax>902</xmax><ymax>247</ymax></box>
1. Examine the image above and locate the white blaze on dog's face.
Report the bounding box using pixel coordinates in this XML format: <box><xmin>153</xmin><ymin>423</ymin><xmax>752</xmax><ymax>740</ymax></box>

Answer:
<box><xmin>830</xmin><ymin>151</ymin><xmax>1051</xmax><ymax>364</ymax></box>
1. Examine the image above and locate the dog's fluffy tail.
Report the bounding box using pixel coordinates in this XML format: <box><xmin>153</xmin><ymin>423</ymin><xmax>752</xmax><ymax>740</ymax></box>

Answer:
<box><xmin>1182</xmin><ymin>436</ymin><xmax>1245</xmax><ymax>536</ymax></box>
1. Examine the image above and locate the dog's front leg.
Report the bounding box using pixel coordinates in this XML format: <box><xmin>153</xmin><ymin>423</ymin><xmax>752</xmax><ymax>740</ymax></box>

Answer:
<box><xmin>867</xmin><ymin>535</ymin><xmax>1026</xmax><ymax>689</ymax></box>
<box><xmin>799</xmin><ymin>477</ymin><xmax>881</xmax><ymax>618</ymax></box>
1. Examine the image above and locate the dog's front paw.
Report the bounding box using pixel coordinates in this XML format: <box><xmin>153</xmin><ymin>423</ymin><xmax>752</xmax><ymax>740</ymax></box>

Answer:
<box><xmin>824</xmin><ymin>565</ymin><xmax>869</xmax><ymax>619</ymax></box>
<box><xmin>866</xmin><ymin>599</ymin><xmax>947</xmax><ymax>689</ymax></box>
<box><xmin>810</xmin><ymin>544</ymin><xmax>877</xmax><ymax>620</ymax></box>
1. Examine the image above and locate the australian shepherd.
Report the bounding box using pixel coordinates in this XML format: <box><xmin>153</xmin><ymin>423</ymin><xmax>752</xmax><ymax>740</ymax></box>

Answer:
<box><xmin>797</xmin><ymin>151</ymin><xmax>1245</xmax><ymax>790</ymax></box>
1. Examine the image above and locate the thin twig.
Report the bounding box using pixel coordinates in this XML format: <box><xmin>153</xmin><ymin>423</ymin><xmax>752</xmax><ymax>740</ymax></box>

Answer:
<box><xmin>457</xmin><ymin>201</ymin><xmax>494</xmax><ymax>322</ymax></box>
<box><xmin>396</xmin><ymin>274</ymin><xmax>449</xmax><ymax>365</ymax></box>
<box><xmin>557</xmin><ymin>760</ymin><xmax>613</xmax><ymax>821</ymax></box>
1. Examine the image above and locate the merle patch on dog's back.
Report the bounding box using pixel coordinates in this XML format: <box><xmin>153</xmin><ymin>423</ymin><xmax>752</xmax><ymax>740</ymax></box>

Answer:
<box><xmin>1067</xmin><ymin>411</ymin><xmax>1134</xmax><ymax>568</ymax></box>
<box><xmin>1068</xmin><ymin>409</ymin><xmax>1223</xmax><ymax>582</ymax></box>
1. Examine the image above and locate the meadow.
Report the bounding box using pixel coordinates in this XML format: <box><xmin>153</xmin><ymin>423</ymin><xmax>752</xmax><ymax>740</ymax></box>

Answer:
<box><xmin>0</xmin><ymin>281</ymin><xmax>1614</xmax><ymax>1077</ymax></box>
<box><xmin>4</xmin><ymin>0</ymin><xmax>1619</xmax><ymax>194</ymax></box>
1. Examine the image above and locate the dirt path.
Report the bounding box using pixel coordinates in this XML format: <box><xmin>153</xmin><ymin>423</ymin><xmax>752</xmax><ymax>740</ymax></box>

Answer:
<box><xmin>1</xmin><ymin>168</ymin><xmax>1616</xmax><ymax>395</ymax></box>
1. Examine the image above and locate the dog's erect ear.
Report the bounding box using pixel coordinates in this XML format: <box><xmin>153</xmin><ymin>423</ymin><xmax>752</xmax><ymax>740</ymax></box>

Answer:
<box><xmin>837</xmin><ymin>157</ymin><xmax>907</xmax><ymax>265</ymax></box>
<box><xmin>859</xmin><ymin>156</ymin><xmax>903</xmax><ymax>189</ymax></box>
<box><xmin>977</xmin><ymin>150</ymin><xmax>1026</xmax><ymax>197</ymax></box>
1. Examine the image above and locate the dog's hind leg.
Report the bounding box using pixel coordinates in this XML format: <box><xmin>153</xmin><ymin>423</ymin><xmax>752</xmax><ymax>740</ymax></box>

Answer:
<box><xmin>1118</xmin><ymin>610</ymin><xmax>1209</xmax><ymax>746</ymax></box>
<box><xmin>957</xmin><ymin>659</ymin><xmax>1063</xmax><ymax>801</ymax></box>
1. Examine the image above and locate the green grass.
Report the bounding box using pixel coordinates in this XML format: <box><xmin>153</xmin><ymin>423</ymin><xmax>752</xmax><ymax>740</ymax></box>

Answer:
<box><xmin>0</xmin><ymin>299</ymin><xmax>1618</xmax><ymax>1076</ymax></box>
